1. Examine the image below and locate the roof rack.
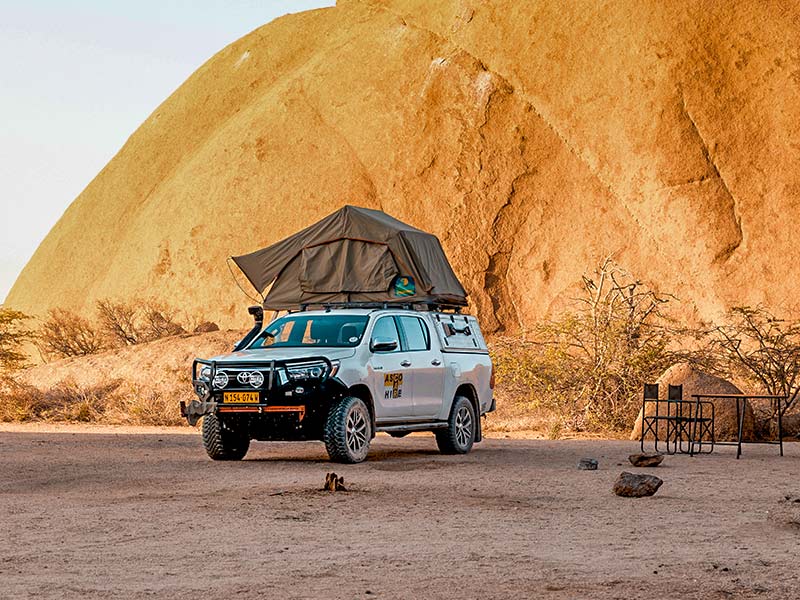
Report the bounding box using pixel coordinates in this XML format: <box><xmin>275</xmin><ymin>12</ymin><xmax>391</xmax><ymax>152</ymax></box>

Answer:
<box><xmin>296</xmin><ymin>301</ymin><xmax>464</xmax><ymax>314</ymax></box>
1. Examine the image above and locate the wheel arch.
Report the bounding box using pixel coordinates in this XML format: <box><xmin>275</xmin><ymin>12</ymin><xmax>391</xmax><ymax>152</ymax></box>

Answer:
<box><xmin>347</xmin><ymin>383</ymin><xmax>376</xmax><ymax>437</ymax></box>
<box><xmin>454</xmin><ymin>383</ymin><xmax>482</xmax><ymax>442</ymax></box>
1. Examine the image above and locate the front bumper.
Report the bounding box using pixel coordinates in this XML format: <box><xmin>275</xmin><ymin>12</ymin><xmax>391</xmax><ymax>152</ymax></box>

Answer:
<box><xmin>180</xmin><ymin>399</ymin><xmax>307</xmax><ymax>426</ymax></box>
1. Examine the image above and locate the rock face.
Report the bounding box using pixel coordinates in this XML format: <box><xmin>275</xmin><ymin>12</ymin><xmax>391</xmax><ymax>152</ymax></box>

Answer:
<box><xmin>613</xmin><ymin>472</ymin><xmax>663</xmax><ymax>498</ymax></box>
<box><xmin>631</xmin><ymin>362</ymin><xmax>755</xmax><ymax>442</ymax></box>
<box><xmin>6</xmin><ymin>1</ymin><xmax>800</xmax><ymax>331</ymax></box>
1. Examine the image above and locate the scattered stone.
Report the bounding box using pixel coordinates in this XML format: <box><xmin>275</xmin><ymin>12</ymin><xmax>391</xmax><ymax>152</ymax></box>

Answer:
<box><xmin>578</xmin><ymin>458</ymin><xmax>598</xmax><ymax>470</ymax></box>
<box><xmin>323</xmin><ymin>472</ymin><xmax>347</xmax><ymax>492</ymax></box>
<box><xmin>193</xmin><ymin>321</ymin><xmax>220</xmax><ymax>333</ymax></box>
<box><xmin>613</xmin><ymin>472</ymin><xmax>663</xmax><ymax>497</ymax></box>
<box><xmin>628</xmin><ymin>453</ymin><xmax>665</xmax><ymax>467</ymax></box>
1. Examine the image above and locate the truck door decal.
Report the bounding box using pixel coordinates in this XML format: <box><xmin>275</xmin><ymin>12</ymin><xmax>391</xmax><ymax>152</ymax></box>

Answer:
<box><xmin>384</xmin><ymin>372</ymin><xmax>404</xmax><ymax>399</ymax></box>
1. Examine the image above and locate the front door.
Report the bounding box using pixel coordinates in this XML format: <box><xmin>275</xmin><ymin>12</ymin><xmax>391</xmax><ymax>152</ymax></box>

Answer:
<box><xmin>368</xmin><ymin>316</ymin><xmax>414</xmax><ymax>420</ymax></box>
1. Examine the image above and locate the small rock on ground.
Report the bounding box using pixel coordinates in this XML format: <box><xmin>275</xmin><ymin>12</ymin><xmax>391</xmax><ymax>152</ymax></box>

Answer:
<box><xmin>628</xmin><ymin>453</ymin><xmax>665</xmax><ymax>467</ymax></box>
<box><xmin>578</xmin><ymin>458</ymin><xmax>598</xmax><ymax>470</ymax></box>
<box><xmin>613</xmin><ymin>471</ymin><xmax>663</xmax><ymax>497</ymax></box>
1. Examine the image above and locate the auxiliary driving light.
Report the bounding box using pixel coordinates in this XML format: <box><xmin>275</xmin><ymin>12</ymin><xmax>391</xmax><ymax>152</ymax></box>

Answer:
<box><xmin>212</xmin><ymin>371</ymin><xmax>229</xmax><ymax>389</ymax></box>
<box><xmin>249</xmin><ymin>371</ymin><xmax>265</xmax><ymax>388</ymax></box>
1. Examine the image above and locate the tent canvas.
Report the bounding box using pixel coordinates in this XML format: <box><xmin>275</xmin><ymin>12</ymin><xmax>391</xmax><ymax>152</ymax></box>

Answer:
<box><xmin>231</xmin><ymin>205</ymin><xmax>467</xmax><ymax>310</ymax></box>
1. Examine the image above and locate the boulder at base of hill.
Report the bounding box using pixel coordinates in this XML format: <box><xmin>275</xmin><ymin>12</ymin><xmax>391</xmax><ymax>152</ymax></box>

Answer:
<box><xmin>628</xmin><ymin>453</ymin><xmax>664</xmax><ymax>467</ymax></box>
<box><xmin>193</xmin><ymin>322</ymin><xmax>220</xmax><ymax>333</ymax></box>
<box><xmin>780</xmin><ymin>413</ymin><xmax>800</xmax><ymax>438</ymax></box>
<box><xmin>630</xmin><ymin>363</ymin><xmax>754</xmax><ymax>442</ymax></box>
<box><xmin>613</xmin><ymin>472</ymin><xmax>663</xmax><ymax>498</ymax></box>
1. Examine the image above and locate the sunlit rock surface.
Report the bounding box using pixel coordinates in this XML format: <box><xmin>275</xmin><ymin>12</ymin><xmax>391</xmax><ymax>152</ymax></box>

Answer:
<box><xmin>7</xmin><ymin>1</ymin><xmax>800</xmax><ymax>329</ymax></box>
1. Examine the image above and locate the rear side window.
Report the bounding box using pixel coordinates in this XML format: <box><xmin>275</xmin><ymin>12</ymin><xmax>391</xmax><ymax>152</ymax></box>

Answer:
<box><xmin>398</xmin><ymin>316</ymin><xmax>430</xmax><ymax>351</ymax></box>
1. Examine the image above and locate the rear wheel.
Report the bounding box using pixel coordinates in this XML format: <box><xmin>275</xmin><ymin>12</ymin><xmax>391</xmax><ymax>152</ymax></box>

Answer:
<box><xmin>435</xmin><ymin>396</ymin><xmax>476</xmax><ymax>454</ymax></box>
<box><xmin>202</xmin><ymin>413</ymin><xmax>250</xmax><ymax>460</ymax></box>
<box><xmin>324</xmin><ymin>396</ymin><xmax>372</xmax><ymax>463</ymax></box>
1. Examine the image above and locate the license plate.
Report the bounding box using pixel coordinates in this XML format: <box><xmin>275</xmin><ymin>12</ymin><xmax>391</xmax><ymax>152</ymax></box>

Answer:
<box><xmin>223</xmin><ymin>391</ymin><xmax>260</xmax><ymax>404</ymax></box>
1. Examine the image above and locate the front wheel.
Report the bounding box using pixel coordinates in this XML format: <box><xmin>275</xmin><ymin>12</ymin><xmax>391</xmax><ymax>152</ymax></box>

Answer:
<box><xmin>435</xmin><ymin>396</ymin><xmax>476</xmax><ymax>454</ymax></box>
<box><xmin>202</xmin><ymin>413</ymin><xmax>250</xmax><ymax>460</ymax></box>
<box><xmin>324</xmin><ymin>396</ymin><xmax>372</xmax><ymax>463</ymax></box>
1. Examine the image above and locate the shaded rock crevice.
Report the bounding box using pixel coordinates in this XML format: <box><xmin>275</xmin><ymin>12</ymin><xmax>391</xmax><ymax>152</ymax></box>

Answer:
<box><xmin>679</xmin><ymin>91</ymin><xmax>744</xmax><ymax>263</ymax></box>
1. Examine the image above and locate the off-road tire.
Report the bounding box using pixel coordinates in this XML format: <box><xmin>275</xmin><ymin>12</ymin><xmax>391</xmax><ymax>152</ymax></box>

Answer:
<box><xmin>202</xmin><ymin>413</ymin><xmax>250</xmax><ymax>461</ymax></box>
<box><xmin>435</xmin><ymin>396</ymin><xmax>476</xmax><ymax>455</ymax></box>
<box><xmin>324</xmin><ymin>396</ymin><xmax>372</xmax><ymax>463</ymax></box>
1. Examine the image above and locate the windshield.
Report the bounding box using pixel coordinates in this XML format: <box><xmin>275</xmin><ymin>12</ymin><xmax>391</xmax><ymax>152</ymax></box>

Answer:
<box><xmin>249</xmin><ymin>314</ymin><xmax>370</xmax><ymax>349</ymax></box>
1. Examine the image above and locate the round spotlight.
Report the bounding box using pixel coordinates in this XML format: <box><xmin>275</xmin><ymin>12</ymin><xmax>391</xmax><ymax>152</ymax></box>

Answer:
<box><xmin>249</xmin><ymin>371</ymin><xmax>265</xmax><ymax>388</ymax></box>
<box><xmin>309</xmin><ymin>367</ymin><xmax>323</xmax><ymax>378</ymax></box>
<box><xmin>212</xmin><ymin>371</ymin><xmax>229</xmax><ymax>389</ymax></box>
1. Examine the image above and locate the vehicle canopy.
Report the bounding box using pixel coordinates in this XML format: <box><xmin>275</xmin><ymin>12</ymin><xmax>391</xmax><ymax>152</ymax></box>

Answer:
<box><xmin>231</xmin><ymin>205</ymin><xmax>467</xmax><ymax>310</ymax></box>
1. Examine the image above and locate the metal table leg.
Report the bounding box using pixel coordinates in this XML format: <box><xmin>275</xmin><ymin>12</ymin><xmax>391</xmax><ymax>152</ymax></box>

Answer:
<box><xmin>736</xmin><ymin>398</ymin><xmax>745</xmax><ymax>459</ymax></box>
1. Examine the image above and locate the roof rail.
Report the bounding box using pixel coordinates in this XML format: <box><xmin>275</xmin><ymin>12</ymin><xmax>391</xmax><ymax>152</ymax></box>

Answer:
<box><xmin>296</xmin><ymin>301</ymin><xmax>464</xmax><ymax>313</ymax></box>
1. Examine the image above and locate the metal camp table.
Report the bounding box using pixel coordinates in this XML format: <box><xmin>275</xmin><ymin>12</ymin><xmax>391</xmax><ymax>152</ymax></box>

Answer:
<box><xmin>690</xmin><ymin>394</ymin><xmax>788</xmax><ymax>459</ymax></box>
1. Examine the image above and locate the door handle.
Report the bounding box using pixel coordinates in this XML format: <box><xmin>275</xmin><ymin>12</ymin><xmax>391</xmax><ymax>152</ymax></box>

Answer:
<box><xmin>400</xmin><ymin>360</ymin><xmax>411</xmax><ymax>367</ymax></box>
<box><xmin>431</xmin><ymin>359</ymin><xmax>442</xmax><ymax>366</ymax></box>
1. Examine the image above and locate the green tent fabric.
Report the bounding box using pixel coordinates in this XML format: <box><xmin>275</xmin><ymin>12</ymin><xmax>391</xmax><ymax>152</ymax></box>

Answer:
<box><xmin>232</xmin><ymin>205</ymin><xmax>467</xmax><ymax>310</ymax></box>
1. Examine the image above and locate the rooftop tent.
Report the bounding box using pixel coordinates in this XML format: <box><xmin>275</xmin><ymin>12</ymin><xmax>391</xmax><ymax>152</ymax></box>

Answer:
<box><xmin>231</xmin><ymin>205</ymin><xmax>467</xmax><ymax>310</ymax></box>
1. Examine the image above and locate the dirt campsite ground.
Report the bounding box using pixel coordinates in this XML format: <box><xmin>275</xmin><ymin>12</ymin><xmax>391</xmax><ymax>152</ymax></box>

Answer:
<box><xmin>2</xmin><ymin>424</ymin><xmax>799</xmax><ymax>600</ymax></box>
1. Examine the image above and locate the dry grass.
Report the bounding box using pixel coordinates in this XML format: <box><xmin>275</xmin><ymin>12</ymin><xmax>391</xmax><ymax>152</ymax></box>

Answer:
<box><xmin>1</xmin><ymin>329</ymin><xmax>244</xmax><ymax>427</ymax></box>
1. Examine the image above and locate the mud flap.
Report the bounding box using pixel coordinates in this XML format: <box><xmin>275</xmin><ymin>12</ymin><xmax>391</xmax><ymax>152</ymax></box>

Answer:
<box><xmin>181</xmin><ymin>400</ymin><xmax>218</xmax><ymax>426</ymax></box>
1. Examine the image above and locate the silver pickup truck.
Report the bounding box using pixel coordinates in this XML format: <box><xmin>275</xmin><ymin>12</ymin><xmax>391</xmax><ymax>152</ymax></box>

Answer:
<box><xmin>183</xmin><ymin>306</ymin><xmax>494</xmax><ymax>463</ymax></box>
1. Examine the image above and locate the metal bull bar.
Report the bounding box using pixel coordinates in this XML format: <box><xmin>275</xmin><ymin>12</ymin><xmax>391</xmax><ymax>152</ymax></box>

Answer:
<box><xmin>181</xmin><ymin>356</ymin><xmax>334</xmax><ymax>426</ymax></box>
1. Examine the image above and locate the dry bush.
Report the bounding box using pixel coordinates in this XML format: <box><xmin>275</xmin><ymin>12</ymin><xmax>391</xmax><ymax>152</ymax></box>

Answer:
<box><xmin>96</xmin><ymin>299</ymin><xmax>143</xmax><ymax>346</ymax></box>
<box><xmin>0</xmin><ymin>308</ymin><xmax>34</xmax><ymax>371</ymax></box>
<box><xmin>106</xmin><ymin>384</ymin><xmax>185</xmax><ymax>426</ymax></box>
<box><xmin>97</xmin><ymin>298</ymin><xmax>189</xmax><ymax>346</ymax></box>
<box><xmin>0</xmin><ymin>376</ymin><xmax>121</xmax><ymax>422</ymax></box>
<box><xmin>491</xmin><ymin>259</ymin><xmax>684</xmax><ymax>433</ymax></box>
<box><xmin>140</xmin><ymin>301</ymin><xmax>186</xmax><ymax>340</ymax></box>
<box><xmin>705</xmin><ymin>306</ymin><xmax>800</xmax><ymax>409</ymax></box>
<box><xmin>38</xmin><ymin>308</ymin><xmax>105</xmax><ymax>359</ymax></box>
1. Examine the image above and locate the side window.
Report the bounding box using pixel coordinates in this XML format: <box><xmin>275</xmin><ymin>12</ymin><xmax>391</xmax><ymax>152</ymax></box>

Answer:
<box><xmin>371</xmin><ymin>316</ymin><xmax>400</xmax><ymax>352</ymax></box>
<box><xmin>398</xmin><ymin>316</ymin><xmax>430</xmax><ymax>351</ymax></box>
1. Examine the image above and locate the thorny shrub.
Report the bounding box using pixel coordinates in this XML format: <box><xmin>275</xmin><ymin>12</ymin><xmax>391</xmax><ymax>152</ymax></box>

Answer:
<box><xmin>491</xmin><ymin>259</ymin><xmax>683</xmax><ymax>433</ymax></box>
<box><xmin>37</xmin><ymin>308</ymin><xmax>106</xmax><ymax>359</ymax></box>
<box><xmin>96</xmin><ymin>298</ymin><xmax>187</xmax><ymax>346</ymax></box>
<box><xmin>0</xmin><ymin>308</ymin><xmax>34</xmax><ymax>371</ymax></box>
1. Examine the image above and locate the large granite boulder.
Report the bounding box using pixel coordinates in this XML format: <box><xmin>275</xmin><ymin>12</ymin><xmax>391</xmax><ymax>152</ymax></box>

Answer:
<box><xmin>5</xmin><ymin>1</ymin><xmax>800</xmax><ymax>336</ymax></box>
<box><xmin>630</xmin><ymin>362</ymin><xmax>755</xmax><ymax>442</ymax></box>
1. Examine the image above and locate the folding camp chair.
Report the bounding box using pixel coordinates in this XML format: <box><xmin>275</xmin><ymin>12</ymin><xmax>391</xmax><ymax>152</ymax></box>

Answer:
<box><xmin>640</xmin><ymin>383</ymin><xmax>695</xmax><ymax>454</ymax></box>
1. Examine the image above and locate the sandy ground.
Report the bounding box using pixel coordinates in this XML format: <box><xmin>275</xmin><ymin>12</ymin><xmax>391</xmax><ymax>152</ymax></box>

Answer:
<box><xmin>2</xmin><ymin>426</ymin><xmax>799</xmax><ymax>600</ymax></box>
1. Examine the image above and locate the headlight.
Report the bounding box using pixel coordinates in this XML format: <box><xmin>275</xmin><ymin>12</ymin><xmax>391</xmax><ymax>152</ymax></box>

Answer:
<box><xmin>200</xmin><ymin>366</ymin><xmax>212</xmax><ymax>379</ymax></box>
<box><xmin>212</xmin><ymin>371</ymin><xmax>229</xmax><ymax>389</ymax></box>
<box><xmin>286</xmin><ymin>361</ymin><xmax>337</xmax><ymax>381</ymax></box>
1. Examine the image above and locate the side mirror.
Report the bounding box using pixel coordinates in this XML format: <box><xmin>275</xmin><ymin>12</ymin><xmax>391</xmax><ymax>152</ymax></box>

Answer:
<box><xmin>370</xmin><ymin>337</ymin><xmax>398</xmax><ymax>353</ymax></box>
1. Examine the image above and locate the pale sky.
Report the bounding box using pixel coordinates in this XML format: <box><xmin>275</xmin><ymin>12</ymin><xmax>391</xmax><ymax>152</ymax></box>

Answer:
<box><xmin>0</xmin><ymin>0</ymin><xmax>334</xmax><ymax>303</ymax></box>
